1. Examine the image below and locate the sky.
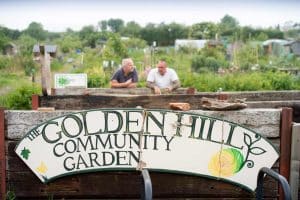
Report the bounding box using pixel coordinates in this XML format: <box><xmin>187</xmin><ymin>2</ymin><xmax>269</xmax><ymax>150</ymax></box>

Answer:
<box><xmin>0</xmin><ymin>0</ymin><xmax>299</xmax><ymax>32</ymax></box>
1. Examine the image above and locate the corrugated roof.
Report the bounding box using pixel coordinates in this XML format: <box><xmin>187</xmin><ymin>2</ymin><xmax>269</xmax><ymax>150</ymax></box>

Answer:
<box><xmin>33</xmin><ymin>44</ymin><xmax>57</xmax><ymax>53</ymax></box>
<box><xmin>175</xmin><ymin>39</ymin><xmax>208</xmax><ymax>49</ymax></box>
<box><xmin>262</xmin><ymin>39</ymin><xmax>289</xmax><ymax>46</ymax></box>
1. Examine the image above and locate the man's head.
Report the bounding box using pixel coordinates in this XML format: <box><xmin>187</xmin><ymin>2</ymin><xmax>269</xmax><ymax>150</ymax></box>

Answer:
<box><xmin>122</xmin><ymin>58</ymin><xmax>134</xmax><ymax>74</ymax></box>
<box><xmin>157</xmin><ymin>60</ymin><xmax>167</xmax><ymax>75</ymax></box>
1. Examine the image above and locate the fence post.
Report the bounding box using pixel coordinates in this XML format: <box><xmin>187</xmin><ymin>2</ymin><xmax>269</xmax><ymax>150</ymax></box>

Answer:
<box><xmin>0</xmin><ymin>108</ymin><xmax>6</xmax><ymax>200</ymax></box>
<box><xmin>279</xmin><ymin>107</ymin><xmax>293</xmax><ymax>200</ymax></box>
<box><xmin>32</xmin><ymin>94</ymin><xmax>39</xmax><ymax>110</ymax></box>
<box><xmin>290</xmin><ymin>123</ymin><xmax>300</xmax><ymax>200</ymax></box>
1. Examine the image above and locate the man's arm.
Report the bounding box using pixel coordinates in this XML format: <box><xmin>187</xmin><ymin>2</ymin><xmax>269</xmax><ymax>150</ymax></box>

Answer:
<box><xmin>170</xmin><ymin>80</ymin><xmax>180</xmax><ymax>91</ymax></box>
<box><xmin>146</xmin><ymin>81</ymin><xmax>156</xmax><ymax>89</ymax></box>
<box><xmin>110</xmin><ymin>79</ymin><xmax>133</xmax><ymax>88</ymax></box>
<box><xmin>127</xmin><ymin>82</ymin><xmax>137</xmax><ymax>88</ymax></box>
<box><xmin>146</xmin><ymin>81</ymin><xmax>161</xmax><ymax>94</ymax></box>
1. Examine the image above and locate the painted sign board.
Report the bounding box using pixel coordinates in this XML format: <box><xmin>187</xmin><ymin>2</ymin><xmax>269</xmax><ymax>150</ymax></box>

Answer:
<box><xmin>15</xmin><ymin>109</ymin><xmax>279</xmax><ymax>191</ymax></box>
<box><xmin>54</xmin><ymin>73</ymin><xmax>87</xmax><ymax>88</ymax></box>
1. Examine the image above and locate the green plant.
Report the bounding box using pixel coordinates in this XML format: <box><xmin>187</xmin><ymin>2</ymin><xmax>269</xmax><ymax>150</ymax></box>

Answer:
<box><xmin>88</xmin><ymin>73</ymin><xmax>109</xmax><ymax>87</ymax></box>
<box><xmin>20</xmin><ymin>56</ymin><xmax>37</xmax><ymax>76</ymax></box>
<box><xmin>4</xmin><ymin>84</ymin><xmax>41</xmax><ymax>109</ymax></box>
<box><xmin>0</xmin><ymin>55</ymin><xmax>12</xmax><ymax>70</ymax></box>
<box><xmin>6</xmin><ymin>190</ymin><xmax>16</xmax><ymax>200</ymax></box>
<box><xmin>51</xmin><ymin>59</ymin><xmax>64</xmax><ymax>71</ymax></box>
<box><xmin>191</xmin><ymin>55</ymin><xmax>205</xmax><ymax>72</ymax></box>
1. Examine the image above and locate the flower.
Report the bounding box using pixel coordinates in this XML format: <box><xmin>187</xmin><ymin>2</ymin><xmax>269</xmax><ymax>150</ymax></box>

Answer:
<box><xmin>208</xmin><ymin>148</ymin><xmax>244</xmax><ymax>177</ymax></box>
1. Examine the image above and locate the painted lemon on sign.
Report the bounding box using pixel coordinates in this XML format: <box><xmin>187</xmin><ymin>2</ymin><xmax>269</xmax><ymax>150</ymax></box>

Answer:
<box><xmin>208</xmin><ymin>148</ymin><xmax>244</xmax><ymax>177</ymax></box>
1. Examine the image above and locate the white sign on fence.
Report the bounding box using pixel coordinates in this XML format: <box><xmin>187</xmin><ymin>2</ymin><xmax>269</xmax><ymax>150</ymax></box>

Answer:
<box><xmin>54</xmin><ymin>73</ymin><xmax>87</xmax><ymax>88</ymax></box>
<box><xmin>15</xmin><ymin>109</ymin><xmax>279</xmax><ymax>191</ymax></box>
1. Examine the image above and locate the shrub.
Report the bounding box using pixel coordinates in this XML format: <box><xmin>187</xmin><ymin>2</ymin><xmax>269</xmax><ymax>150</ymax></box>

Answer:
<box><xmin>51</xmin><ymin>59</ymin><xmax>64</xmax><ymax>71</ymax></box>
<box><xmin>20</xmin><ymin>56</ymin><xmax>37</xmax><ymax>76</ymax></box>
<box><xmin>191</xmin><ymin>55</ymin><xmax>205</xmax><ymax>72</ymax></box>
<box><xmin>4</xmin><ymin>84</ymin><xmax>41</xmax><ymax>109</ymax></box>
<box><xmin>268</xmin><ymin>72</ymin><xmax>293</xmax><ymax>90</ymax></box>
<box><xmin>88</xmin><ymin>74</ymin><xmax>109</xmax><ymax>88</ymax></box>
<box><xmin>0</xmin><ymin>55</ymin><xmax>12</xmax><ymax>70</ymax></box>
<box><xmin>205</xmin><ymin>57</ymin><xmax>220</xmax><ymax>72</ymax></box>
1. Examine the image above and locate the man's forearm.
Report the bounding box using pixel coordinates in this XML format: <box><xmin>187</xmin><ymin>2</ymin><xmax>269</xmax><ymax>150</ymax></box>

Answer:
<box><xmin>171</xmin><ymin>80</ymin><xmax>180</xmax><ymax>90</ymax></box>
<box><xmin>110</xmin><ymin>81</ymin><xmax>127</xmax><ymax>88</ymax></box>
<box><xmin>146</xmin><ymin>81</ymin><xmax>156</xmax><ymax>89</ymax></box>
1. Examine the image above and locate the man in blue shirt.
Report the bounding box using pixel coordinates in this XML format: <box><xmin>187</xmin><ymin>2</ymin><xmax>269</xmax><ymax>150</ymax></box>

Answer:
<box><xmin>110</xmin><ymin>58</ymin><xmax>138</xmax><ymax>88</ymax></box>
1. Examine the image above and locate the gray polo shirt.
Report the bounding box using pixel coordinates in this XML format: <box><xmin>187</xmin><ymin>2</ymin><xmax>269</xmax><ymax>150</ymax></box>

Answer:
<box><xmin>111</xmin><ymin>68</ymin><xmax>138</xmax><ymax>83</ymax></box>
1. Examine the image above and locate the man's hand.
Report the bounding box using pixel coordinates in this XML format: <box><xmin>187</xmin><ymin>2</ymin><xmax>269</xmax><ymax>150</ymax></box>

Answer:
<box><xmin>153</xmin><ymin>86</ymin><xmax>161</xmax><ymax>95</ymax></box>
<box><xmin>124</xmin><ymin>78</ymin><xmax>132</xmax><ymax>86</ymax></box>
<box><xmin>166</xmin><ymin>86</ymin><xmax>173</xmax><ymax>92</ymax></box>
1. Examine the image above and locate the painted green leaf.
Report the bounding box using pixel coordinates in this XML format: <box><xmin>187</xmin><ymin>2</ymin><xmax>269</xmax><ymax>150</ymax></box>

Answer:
<box><xmin>21</xmin><ymin>147</ymin><xmax>31</xmax><ymax>160</ymax></box>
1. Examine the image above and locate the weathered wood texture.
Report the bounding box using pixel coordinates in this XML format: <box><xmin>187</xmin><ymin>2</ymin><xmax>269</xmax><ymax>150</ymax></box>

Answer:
<box><xmin>4</xmin><ymin>109</ymin><xmax>281</xmax><ymax>199</ymax></box>
<box><xmin>38</xmin><ymin>92</ymin><xmax>300</xmax><ymax>123</ymax></box>
<box><xmin>0</xmin><ymin>108</ymin><xmax>5</xmax><ymax>200</ymax></box>
<box><xmin>52</xmin><ymin>89</ymin><xmax>300</xmax><ymax>102</ymax></box>
<box><xmin>279</xmin><ymin>108</ymin><xmax>293</xmax><ymax>200</ymax></box>
<box><xmin>290</xmin><ymin>123</ymin><xmax>300</xmax><ymax>200</ymax></box>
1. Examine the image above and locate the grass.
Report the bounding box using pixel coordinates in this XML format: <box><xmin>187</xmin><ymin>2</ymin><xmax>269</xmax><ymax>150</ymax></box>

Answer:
<box><xmin>0</xmin><ymin>72</ymin><xmax>32</xmax><ymax>95</ymax></box>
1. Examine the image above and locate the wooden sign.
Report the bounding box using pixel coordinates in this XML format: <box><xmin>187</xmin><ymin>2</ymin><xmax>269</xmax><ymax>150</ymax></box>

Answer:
<box><xmin>15</xmin><ymin>109</ymin><xmax>278</xmax><ymax>191</ymax></box>
<box><xmin>54</xmin><ymin>73</ymin><xmax>87</xmax><ymax>88</ymax></box>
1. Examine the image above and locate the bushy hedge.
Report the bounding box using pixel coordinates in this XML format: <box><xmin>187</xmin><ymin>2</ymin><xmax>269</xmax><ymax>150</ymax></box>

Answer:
<box><xmin>180</xmin><ymin>71</ymin><xmax>300</xmax><ymax>92</ymax></box>
<box><xmin>0</xmin><ymin>84</ymin><xmax>41</xmax><ymax>109</ymax></box>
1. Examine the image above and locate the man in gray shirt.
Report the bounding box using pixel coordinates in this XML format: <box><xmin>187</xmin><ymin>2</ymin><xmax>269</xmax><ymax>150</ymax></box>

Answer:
<box><xmin>110</xmin><ymin>58</ymin><xmax>138</xmax><ymax>88</ymax></box>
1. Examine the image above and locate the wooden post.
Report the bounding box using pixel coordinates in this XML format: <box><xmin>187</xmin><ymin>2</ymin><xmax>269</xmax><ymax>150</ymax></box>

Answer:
<box><xmin>32</xmin><ymin>94</ymin><xmax>39</xmax><ymax>110</ymax></box>
<box><xmin>41</xmin><ymin>52</ymin><xmax>51</xmax><ymax>96</ymax></box>
<box><xmin>290</xmin><ymin>123</ymin><xmax>300</xmax><ymax>200</ymax></box>
<box><xmin>279</xmin><ymin>107</ymin><xmax>293</xmax><ymax>200</ymax></box>
<box><xmin>0</xmin><ymin>108</ymin><xmax>6</xmax><ymax>200</ymax></box>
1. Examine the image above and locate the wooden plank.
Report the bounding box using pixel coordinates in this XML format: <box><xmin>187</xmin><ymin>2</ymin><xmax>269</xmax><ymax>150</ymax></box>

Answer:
<box><xmin>279</xmin><ymin>107</ymin><xmax>293</xmax><ymax>200</ymax></box>
<box><xmin>6</xmin><ymin>170</ymin><xmax>279</xmax><ymax>199</ymax></box>
<box><xmin>52</xmin><ymin>89</ymin><xmax>300</xmax><ymax>101</ymax></box>
<box><xmin>52</xmin><ymin>87</ymin><xmax>195</xmax><ymax>96</ymax></box>
<box><xmin>0</xmin><ymin>108</ymin><xmax>6</xmax><ymax>200</ymax></box>
<box><xmin>290</xmin><ymin>123</ymin><xmax>300</xmax><ymax>200</ymax></box>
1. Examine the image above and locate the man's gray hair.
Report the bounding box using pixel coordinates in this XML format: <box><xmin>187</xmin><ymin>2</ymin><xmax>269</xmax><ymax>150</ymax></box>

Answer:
<box><xmin>122</xmin><ymin>58</ymin><xmax>133</xmax><ymax>67</ymax></box>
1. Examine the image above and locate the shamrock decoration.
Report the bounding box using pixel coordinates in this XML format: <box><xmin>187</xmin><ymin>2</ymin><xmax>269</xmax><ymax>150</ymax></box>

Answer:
<box><xmin>21</xmin><ymin>147</ymin><xmax>31</xmax><ymax>160</ymax></box>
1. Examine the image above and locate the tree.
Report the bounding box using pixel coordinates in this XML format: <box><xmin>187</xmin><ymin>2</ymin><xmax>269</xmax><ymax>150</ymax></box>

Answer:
<box><xmin>122</xmin><ymin>21</ymin><xmax>141</xmax><ymax>37</ymax></box>
<box><xmin>102</xmin><ymin>34</ymin><xmax>127</xmax><ymax>63</ymax></box>
<box><xmin>17</xmin><ymin>34</ymin><xmax>37</xmax><ymax>56</ymax></box>
<box><xmin>98</xmin><ymin>20</ymin><xmax>108</xmax><ymax>32</ymax></box>
<box><xmin>189</xmin><ymin>22</ymin><xmax>218</xmax><ymax>39</ymax></box>
<box><xmin>168</xmin><ymin>23</ymin><xmax>189</xmax><ymax>44</ymax></box>
<box><xmin>79</xmin><ymin>25</ymin><xmax>99</xmax><ymax>48</ymax></box>
<box><xmin>264</xmin><ymin>28</ymin><xmax>284</xmax><ymax>39</ymax></box>
<box><xmin>0</xmin><ymin>32</ymin><xmax>10</xmax><ymax>54</ymax></box>
<box><xmin>55</xmin><ymin>35</ymin><xmax>82</xmax><ymax>53</ymax></box>
<box><xmin>0</xmin><ymin>26</ymin><xmax>21</xmax><ymax>40</ymax></box>
<box><xmin>140</xmin><ymin>23</ymin><xmax>159</xmax><ymax>45</ymax></box>
<box><xmin>24</xmin><ymin>22</ymin><xmax>46</xmax><ymax>41</ymax></box>
<box><xmin>123</xmin><ymin>38</ymin><xmax>147</xmax><ymax>49</ymax></box>
<box><xmin>107</xmin><ymin>18</ymin><xmax>124</xmax><ymax>33</ymax></box>
<box><xmin>219</xmin><ymin>15</ymin><xmax>240</xmax><ymax>37</ymax></box>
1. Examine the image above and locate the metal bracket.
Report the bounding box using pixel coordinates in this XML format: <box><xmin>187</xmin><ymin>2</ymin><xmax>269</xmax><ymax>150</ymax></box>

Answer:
<box><xmin>256</xmin><ymin>167</ymin><xmax>291</xmax><ymax>200</ymax></box>
<box><xmin>141</xmin><ymin>169</ymin><xmax>152</xmax><ymax>200</ymax></box>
